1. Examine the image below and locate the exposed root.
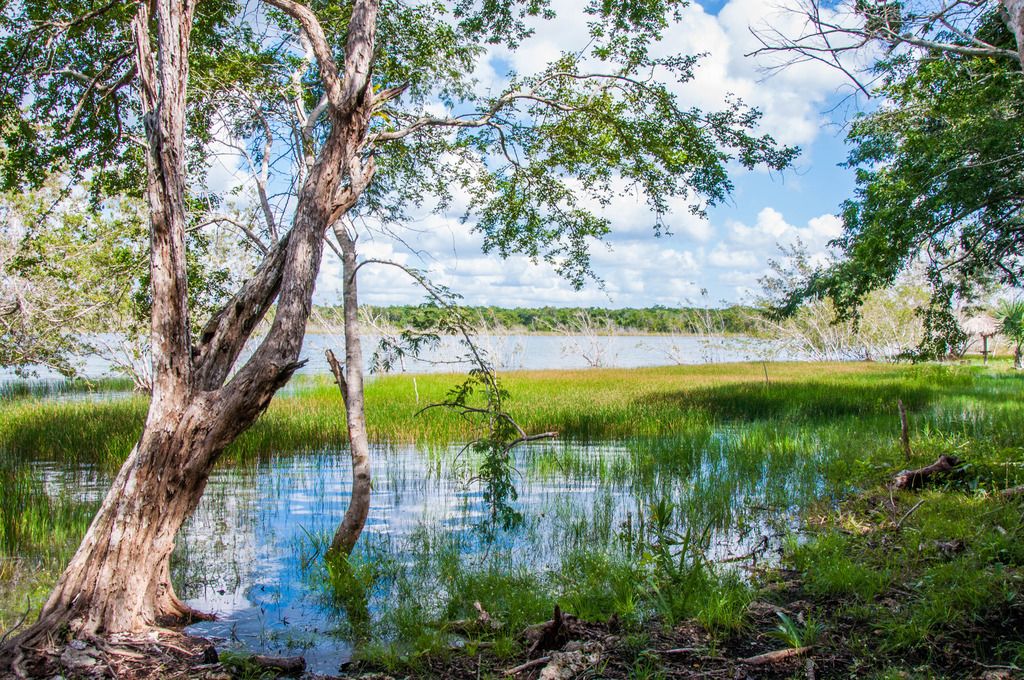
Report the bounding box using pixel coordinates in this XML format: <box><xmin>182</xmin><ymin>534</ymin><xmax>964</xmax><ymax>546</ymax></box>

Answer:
<box><xmin>1</xmin><ymin>619</ymin><xmax>222</xmax><ymax>680</ymax></box>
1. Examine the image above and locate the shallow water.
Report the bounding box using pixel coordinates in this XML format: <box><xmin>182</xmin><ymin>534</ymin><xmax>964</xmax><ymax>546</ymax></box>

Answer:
<box><xmin>16</xmin><ymin>431</ymin><xmax>819</xmax><ymax>676</ymax></box>
<box><xmin>155</xmin><ymin>440</ymin><xmax>790</xmax><ymax>674</ymax></box>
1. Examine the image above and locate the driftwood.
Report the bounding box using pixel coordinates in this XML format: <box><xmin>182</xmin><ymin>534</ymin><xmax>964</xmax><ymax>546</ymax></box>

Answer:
<box><xmin>525</xmin><ymin>605</ymin><xmax>574</xmax><ymax>658</ymax></box>
<box><xmin>447</xmin><ymin>601</ymin><xmax>503</xmax><ymax>635</ymax></box>
<box><xmin>892</xmin><ymin>455</ymin><xmax>960</xmax><ymax>490</ymax></box>
<box><xmin>250</xmin><ymin>654</ymin><xmax>306</xmax><ymax>675</ymax></box>
<box><xmin>740</xmin><ymin>646</ymin><xmax>812</xmax><ymax>666</ymax></box>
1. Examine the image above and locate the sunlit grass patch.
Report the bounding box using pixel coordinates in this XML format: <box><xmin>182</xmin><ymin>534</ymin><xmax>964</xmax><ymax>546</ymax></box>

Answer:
<box><xmin>788</xmin><ymin>486</ymin><xmax>1024</xmax><ymax>667</ymax></box>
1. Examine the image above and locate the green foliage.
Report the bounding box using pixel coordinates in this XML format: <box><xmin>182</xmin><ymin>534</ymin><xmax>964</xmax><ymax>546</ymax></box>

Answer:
<box><xmin>781</xmin><ymin>11</ymin><xmax>1022</xmax><ymax>351</ymax></box>
<box><xmin>0</xmin><ymin>185</ymin><xmax>145</xmax><ymax>375</ymax></box>
<box><xmin>0</xmin><ymin>182</ymin><xmax>244</xmax><ymax>377</ymax></box>
<box><xmin>766</xmin><ymin>611</ymin><xmax>824</xmax><ymax>649</ymax></box>
<box><xmin>996</xmin><ymin>299</ymin><xmax>1024</xmax><ymax>357</ymax></box>
<box><xmin>1</xmin><ymin>0</ymin><xmax>795</xmax><ymax>296</ymax></box>
<box><xmin>217</xmin><ymin>650</ymin><xmax>279</xmax><ymax>680</ymax></box>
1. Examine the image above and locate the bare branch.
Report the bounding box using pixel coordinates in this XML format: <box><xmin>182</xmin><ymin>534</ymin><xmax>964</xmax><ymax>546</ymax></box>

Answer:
<box><xmin>261</xmin><ymin>0</ymin><xmax>345</xmax><ymax>110</ymax></box>
<box><xmin>369</xmin><ymin>71</ymin><xmax>640</xmax><ymax>144</ymax></box>
<box><xmin>748</xmin><ymin>0</ymin><xmax>1021</xmax><ymax>98</ymax></box>
<box><xmin>194</xmin><ymin>215</ymin><xmax>270</xmax><ymax>254</ymax></box>
<box><xmin>192</xmin><ymin>233</ymin><xmax>291</xmax><ymax>390</ymax></box>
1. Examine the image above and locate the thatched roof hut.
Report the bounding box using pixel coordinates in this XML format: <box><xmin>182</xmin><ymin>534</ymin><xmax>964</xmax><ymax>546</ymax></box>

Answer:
<box><xmin>963</xmin><ymin>314</ymin><xmax>999</xmax><ymax>338</ymax></box>
<box><xmin>964</xmin><ymin>313</ymin><xmax>1000</xmax><ymax>364</ymax></box>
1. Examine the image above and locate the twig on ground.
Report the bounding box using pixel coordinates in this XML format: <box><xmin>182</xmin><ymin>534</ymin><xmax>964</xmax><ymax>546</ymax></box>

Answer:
<box><xmin>896</xmin><ymin>498</ymin><xmax>926</xmax><ymax>528</ymax></box>
<box><xmin>740</xmin><ymin>646</ymin><xmax>812</xmax><ymax>666</ymax></box>
<box><xmin>504</xmin><ymin>655</ymin><xmax>551</xmax><ymax>675</ymax></box>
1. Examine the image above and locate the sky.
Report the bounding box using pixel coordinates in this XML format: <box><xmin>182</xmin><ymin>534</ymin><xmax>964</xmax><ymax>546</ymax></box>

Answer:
<box><xmin>310</xmin><ymin>0</ymin><xmax>866</xmax><ymax>309</ymax></box>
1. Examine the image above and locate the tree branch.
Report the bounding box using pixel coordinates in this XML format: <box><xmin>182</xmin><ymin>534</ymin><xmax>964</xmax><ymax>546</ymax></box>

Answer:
<box><xmin>192</xmin><ymin>233</ymin><xmax>290</xmax><ymax>390</ymax></box>
<box><xmin>261</xmin><ymin>0</ymin><xmax>345</xmax><ymax>110</ymax></box>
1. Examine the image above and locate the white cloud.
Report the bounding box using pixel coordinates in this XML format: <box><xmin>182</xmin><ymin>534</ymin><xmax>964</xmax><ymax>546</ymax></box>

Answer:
<box><xmin>727</xmin><ymin>207</ymin><xmax>840</xmax><ymax>254</ymax></box>
<box><xmin>307</xmin><ymin>1</ymin><xmax>858</xmax><ymax>309</ymax></box>
<box><xmin>474</xmin><ymin>0</ymin><xmax>855</xmax><ymax>147</ymax></box>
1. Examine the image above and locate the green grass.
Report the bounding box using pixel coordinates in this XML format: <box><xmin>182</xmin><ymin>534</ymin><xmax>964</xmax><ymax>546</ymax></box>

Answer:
<box><xmin>788</xmin><ymin>488</ymin><xmax>1024</xmax><ymax>666</ymax></box>
<box><xmin>2</xmin><ymin>360</ymin><xmax>1024</xmax><ymax>676</ymax></box>
<box><xmin>0</xmin><ymin>362</ymin><xmax>914</xmax><ymax>467</ymax></box>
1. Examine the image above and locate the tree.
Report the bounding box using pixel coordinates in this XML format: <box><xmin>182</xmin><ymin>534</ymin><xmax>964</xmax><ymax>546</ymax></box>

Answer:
<box><xmin>997</xmin><ymin>299</ymin><xmax>1024</xmax><ymax>368</ymax></box>
<box><xmin>0</xmin><ymin>0</ymin><xmax>794</xmax><ymax>665</ymax></box>
<box><xmin>754</xmin><ymin>3</ymin><xmax>1024</xmax><ymax>352</ymax></box>
<box><xmin>0</xmin><ymin>185</ymin><xmax>147</xmax><ymax>378</ymax></box>
<box><xmin>0</xmin><ymin>181</ymin><xmax>243</xmax><ymax>388</ymax></box>
<box><xmin>757</xmin><ymin>241</ymin><xmax>928</xmax><ymax>361</ymax></box>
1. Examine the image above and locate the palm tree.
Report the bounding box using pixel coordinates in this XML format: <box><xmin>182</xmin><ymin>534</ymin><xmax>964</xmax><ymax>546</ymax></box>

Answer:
<box><xmin>997</xmin><ymin>300</ymin><xmax>1024</xmax><ymax>370</ymax></box>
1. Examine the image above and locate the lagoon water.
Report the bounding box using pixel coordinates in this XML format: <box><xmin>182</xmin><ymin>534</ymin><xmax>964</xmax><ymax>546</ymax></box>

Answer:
<box><xmin>30</xmin><ymin>437</ymin><xmax>799</xmax><ymax>675</ymax></box>
<box><xmin>0</xmin><ymin>333</ymin><xmax>793</xmax><ymax>383</ymax></box>
<box><xmin>169</xmin><ymin>435</ymin><xmax>793</xmax><ymax>674</ymax></box>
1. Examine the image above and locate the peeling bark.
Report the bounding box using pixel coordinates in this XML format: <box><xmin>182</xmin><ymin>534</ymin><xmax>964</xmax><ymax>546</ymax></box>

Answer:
<box><xmin>1</xmin><ymin>0</ymin><xmax>381</xmax><ymax>664</ymax></box>
<box><xmin>1002</xmin><ymin>0</ymin><xmax>1024</xmax><ymax>67</ymax></box>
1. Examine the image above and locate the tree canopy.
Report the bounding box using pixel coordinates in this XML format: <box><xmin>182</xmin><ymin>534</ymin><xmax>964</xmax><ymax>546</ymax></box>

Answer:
<box><xmin>764</xmin><ymin>6</ymin><xmax>1023</xmax><ymax>354</ymax></box>
<box><xmin>1</xmin><ymin>0</ymin><xmax>796</xmax><ymax>294</ymax></box>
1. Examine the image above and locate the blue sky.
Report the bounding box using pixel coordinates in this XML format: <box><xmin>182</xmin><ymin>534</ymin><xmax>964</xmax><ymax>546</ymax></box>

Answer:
<box><xmin>308</xmin><ymin>0</ymin><xmax>866</xmax><ymax>309</ymax></box>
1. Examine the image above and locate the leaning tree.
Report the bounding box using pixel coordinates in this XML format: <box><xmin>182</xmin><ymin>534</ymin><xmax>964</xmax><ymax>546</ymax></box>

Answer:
<box><xmin>0</xmin><ymin>0</ymin><xmax>795</xmax><ymax>663</ymax></box>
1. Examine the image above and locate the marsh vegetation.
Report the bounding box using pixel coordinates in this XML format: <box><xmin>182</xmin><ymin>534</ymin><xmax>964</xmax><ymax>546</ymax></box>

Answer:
<box><xmin>2</xmin><ymin>361</ymin><xmax>1023</xmax><ymax>677</ymax></box>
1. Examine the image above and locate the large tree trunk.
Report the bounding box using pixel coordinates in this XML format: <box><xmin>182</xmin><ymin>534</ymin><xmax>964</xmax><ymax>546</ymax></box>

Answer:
<box><xmin>2</xmin><ymin>0</ymin><xmax>381</xmax><ymax>668</ymax></box>
<box><xmin>30</xmin><ymin>409</ymin><xmax>215</xmax><ymax>635</ymax></box>
<box><xmin>327</xmin><ymin>224</ymin><xmax>372</xmax><ymax>558</ymax></box>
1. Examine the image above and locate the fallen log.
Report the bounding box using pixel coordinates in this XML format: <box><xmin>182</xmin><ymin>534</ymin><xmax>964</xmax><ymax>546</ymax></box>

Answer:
<box><xmin>740</xmin><ymin>646</ymin><xmax>812</xmax><ymax>666</ymax></box>
<box><xmin>892</xmin><ymin>455</ymin><xmax>960</xmax><ymax>490</ymax></box>
<box><xmin>250</xmin><ymin>654</ymin><xmax>306</xmax><ymax>675</ymax></box>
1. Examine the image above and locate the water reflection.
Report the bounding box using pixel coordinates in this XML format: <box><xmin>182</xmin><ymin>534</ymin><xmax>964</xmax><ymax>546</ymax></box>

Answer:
<box><xmin>170</xmin><ymin>439</ymin><xmax>795</xmax><ymax>675</ymax></box>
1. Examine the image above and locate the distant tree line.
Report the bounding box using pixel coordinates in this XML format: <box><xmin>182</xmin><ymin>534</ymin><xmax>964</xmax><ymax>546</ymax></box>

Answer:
<box><xmin>312</xmin><ymin>304</ymin><xmax>763</xmax><ymax>335</ymax></box>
